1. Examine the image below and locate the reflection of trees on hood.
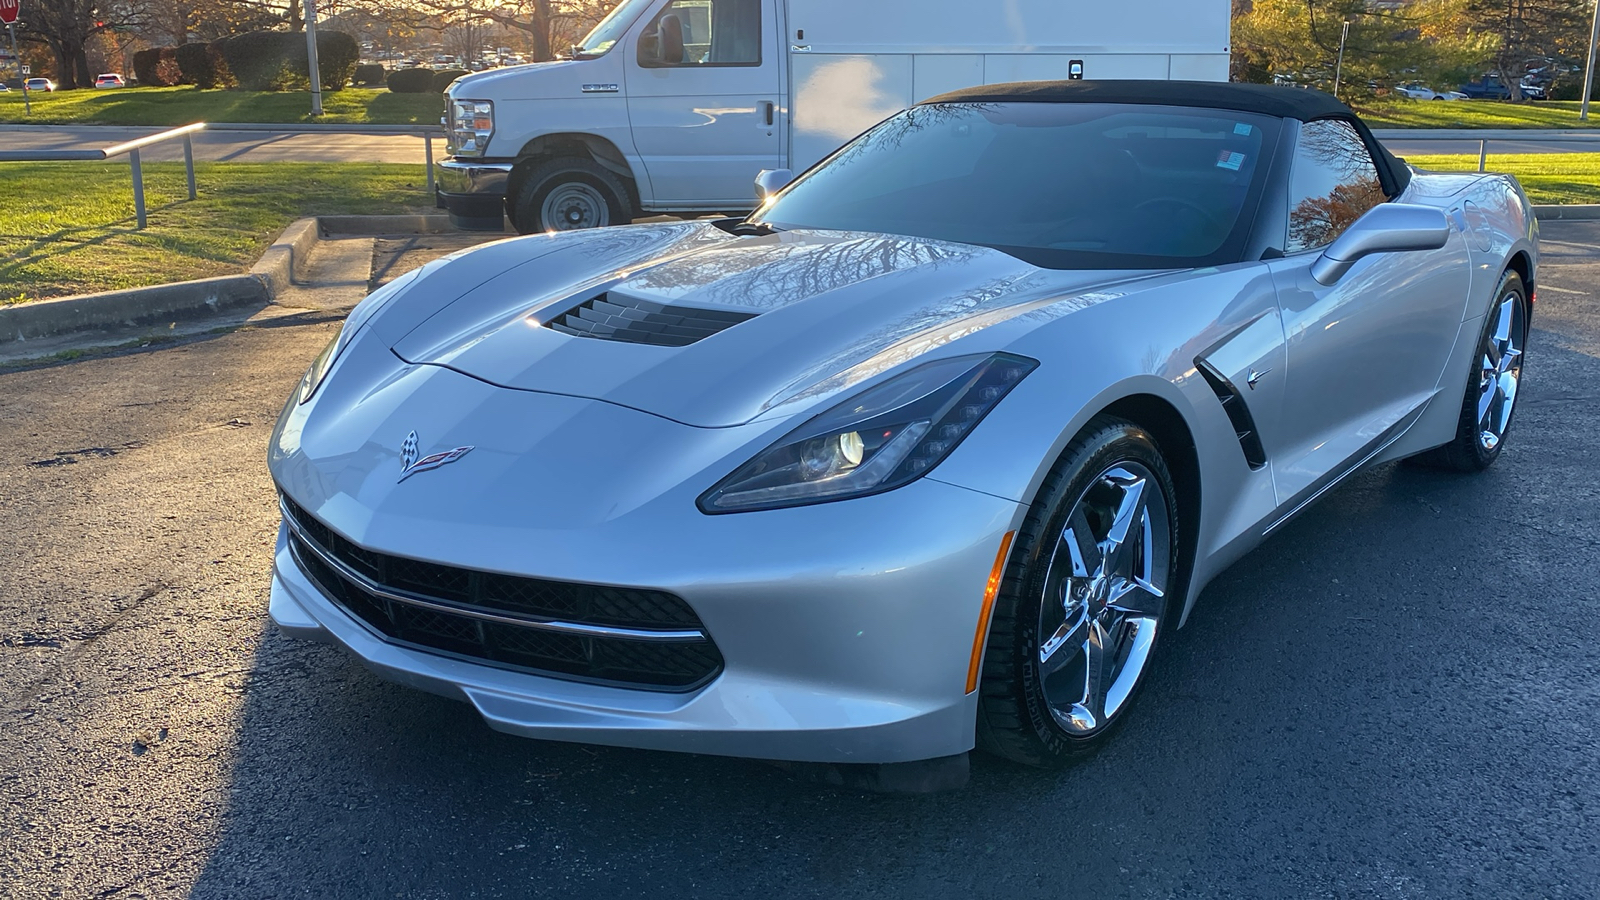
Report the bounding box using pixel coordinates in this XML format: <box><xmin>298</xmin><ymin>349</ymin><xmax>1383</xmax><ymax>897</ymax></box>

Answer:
<box><xmin>621</xmin><ymin>233</ymin><xmax>973</xmax><ymax>309</ymax></box>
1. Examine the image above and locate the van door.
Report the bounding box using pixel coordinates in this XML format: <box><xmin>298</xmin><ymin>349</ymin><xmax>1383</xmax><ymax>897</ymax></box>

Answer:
<box><xmin>626</xmin><ymin>0</ymin><xmax>783</xmax><ymax>208</ymax></box>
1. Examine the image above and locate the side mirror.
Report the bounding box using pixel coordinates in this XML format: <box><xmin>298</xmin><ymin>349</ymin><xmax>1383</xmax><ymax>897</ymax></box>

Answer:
<box><xmin>754</xmin><ymin>168</ymin><xmax>794</xmax><ymax>200</ymax></box>
<box><xmin>1311</xmin><ymin>203</ymin><xmax>1451</xmax><ymax>285</ymax></box>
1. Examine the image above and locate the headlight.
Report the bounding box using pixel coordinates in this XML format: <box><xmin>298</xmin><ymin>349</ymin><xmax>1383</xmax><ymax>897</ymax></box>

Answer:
<box><xmin>699</xmin><ymin>353</ymin><xmax>1037</xmax><ymax>513</ymax></box>
<box><xmin>296</xmin><ymin>268</ymin><xmax>424</xmax><ymax>404</ymax></box>
<box><xmin>449</xmin><ymin>99</ymin><xmax>494</xmax><ymax>157</ymax></box>
<box><xmin>297</xmin><ymin>325</ymin><xmax>344</xmax><ymax>405</ymax></box>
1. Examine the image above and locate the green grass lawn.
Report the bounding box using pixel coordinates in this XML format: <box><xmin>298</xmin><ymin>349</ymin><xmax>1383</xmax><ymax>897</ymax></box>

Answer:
<box><xmin>0</xmin><ymin>161</ymin><xmax>431</xmax><ymax>304</ymax></box>
<box><xmin>1359</xmin><ymin>99</ymin><xmax>1600</xmax><ymax>129</ymax></box>
<box><xmin>0</xmin><ymin>86</ymin><xmax>443</xmax><ymax>126</ymax></box>
<box><xmin>1405</xmin><ymin>153</ymin><xmax>1600</xmax><ymax>205</ymax></box>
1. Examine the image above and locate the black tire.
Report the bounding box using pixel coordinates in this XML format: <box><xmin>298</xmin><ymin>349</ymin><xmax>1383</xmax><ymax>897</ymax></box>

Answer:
<box><xmin>509</xmin><ymin>158</ymin><xmax>631</xmax><ymax>235</ymax></box>
<box><xmin>1409</xmin><ymin>270</ymin><xmax>1529</xmax><ymax>472</ymax></box>
<box><xmin>976</xmin><ymin>416</ymin><xmax>1182</xmax><ymax>768</ymax></box>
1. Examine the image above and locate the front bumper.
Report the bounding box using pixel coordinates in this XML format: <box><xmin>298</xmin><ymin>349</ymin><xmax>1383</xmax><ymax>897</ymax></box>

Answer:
<box><xmin>270</xmin><ymin>474</ymin><xmax>1019</xmax><ymax>763</ymax></box>
<box><xmin>434</xmin><ymin>157</ymin><xmax>514</xmax><ymax>231</ymax></box>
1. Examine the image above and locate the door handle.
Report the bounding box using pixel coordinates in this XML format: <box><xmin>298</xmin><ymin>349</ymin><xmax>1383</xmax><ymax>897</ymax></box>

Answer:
<box><xmin>763</xmin><ymin>101</ymin><xmax>775</xmax><ymax>127</ymax></box>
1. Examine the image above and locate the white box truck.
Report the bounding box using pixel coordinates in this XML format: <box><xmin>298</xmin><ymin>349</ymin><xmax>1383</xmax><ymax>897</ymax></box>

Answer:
<box><xmin>435</xmin><ymin>0</ymin><xmax>1230</xmax><ymax>232</ymax></box>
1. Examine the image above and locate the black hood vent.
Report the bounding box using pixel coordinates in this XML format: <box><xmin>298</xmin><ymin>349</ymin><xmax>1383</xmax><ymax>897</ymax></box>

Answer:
<box><xmin>546</xmin><ymin>293</ymin><xmax>756</xmax><ymax>347</ymax></box>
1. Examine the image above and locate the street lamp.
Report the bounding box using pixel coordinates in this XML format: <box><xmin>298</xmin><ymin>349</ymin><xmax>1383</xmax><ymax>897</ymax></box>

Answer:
<box><xmin>1334</xmin><ymin>20</ymin><xmax>1351</xmax><ymax>100</ymax></box>
<box><xmin>1583</xmin><ymin>0</ymin><xmax>1599</xmax><ymax>121</ymax></box>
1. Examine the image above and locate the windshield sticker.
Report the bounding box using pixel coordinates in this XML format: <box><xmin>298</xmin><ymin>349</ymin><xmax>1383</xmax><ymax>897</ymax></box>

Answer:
<box><xmin>1234</xmin><ymin>123</ymin><xmax>1253</xmax><ymax>136</ymax></box>
<box><xmin>1217</xmin><ymin>150</ymin><xmax>1246</xmax><ymax>171</ymax></box>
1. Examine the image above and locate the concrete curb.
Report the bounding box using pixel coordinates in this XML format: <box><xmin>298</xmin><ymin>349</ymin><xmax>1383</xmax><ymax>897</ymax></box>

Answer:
<box><xmin>0</xmin><ymin>275</ymin><xmax>269</xmax><ymax>346</ymax></box>
<box><xmin>320</xmin><ymin>214</ymin><xmax>458</xmax><ymax>235</ymax></box>
<box><xmin>1533</xmin><ymin>204</ymin><xmax>1600</xmax><ymax>220</ymax></box>
<box><xmin>249</xmin><ymin>217</ymin><xmax>321</xmax><ymax>296</ymax></box>
<box><xmin>0</xmin><ymin>212</ymin><xmax>474</xmax><ymax>349</ymax></box>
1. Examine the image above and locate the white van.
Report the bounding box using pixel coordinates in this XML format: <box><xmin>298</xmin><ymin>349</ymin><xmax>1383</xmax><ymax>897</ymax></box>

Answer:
<box><xmin>435</xmin><ymin>0</ymin><xmax>1230</xmax><ymax>232</ymax></box>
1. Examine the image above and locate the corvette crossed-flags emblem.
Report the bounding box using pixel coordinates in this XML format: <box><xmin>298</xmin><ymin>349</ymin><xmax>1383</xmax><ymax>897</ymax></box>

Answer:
<box><xmin>397</xmin><ymin>430</ymin><xmax>474</xmax><ymax>483</ymax></box>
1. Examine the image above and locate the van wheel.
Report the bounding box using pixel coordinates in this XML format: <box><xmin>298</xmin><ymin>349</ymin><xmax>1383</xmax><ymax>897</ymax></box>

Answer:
<box><xmin>510</xmin><ymin>159</ymin><xmax>631</xmax><ymax>234</ymax></box>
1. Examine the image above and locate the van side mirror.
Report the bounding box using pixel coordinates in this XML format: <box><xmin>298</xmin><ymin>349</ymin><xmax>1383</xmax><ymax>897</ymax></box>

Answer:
<box><xmin>1310</xmin><ymin>203</ymin><xmax>1451</xmax><ymax>285</ymax></box>
<box><xmin>754</xmin><ymin>168</ymin><xmax>794</xmax><ymax>200</ymax></box>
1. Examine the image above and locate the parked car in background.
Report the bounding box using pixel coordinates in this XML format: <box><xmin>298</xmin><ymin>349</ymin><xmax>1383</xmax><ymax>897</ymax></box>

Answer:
<box><xmin>94</xmin><ymin>73</ymin><xmax>126</xmax><ymax>88</ymax></box>
<box><xmin>1395</xmin><ymin>82</ymin><xmax>1466</xmax><ymax>101</ymax></box>
<box><xmin>1459</xmin><ymin>74</ymin><xmax>1547</xmax><ymax>101</ymax></box>
<box><xmin>24</xmin><ymin>77</ymin><xmax>55</xmax><ymax>92</ymax></box>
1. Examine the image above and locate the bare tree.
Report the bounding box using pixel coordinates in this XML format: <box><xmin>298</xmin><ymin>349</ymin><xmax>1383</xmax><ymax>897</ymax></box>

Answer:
<box><xmin>16</xmin><ymin>0</ymin><xmax>132</xmax><ymax>88</ymax></box>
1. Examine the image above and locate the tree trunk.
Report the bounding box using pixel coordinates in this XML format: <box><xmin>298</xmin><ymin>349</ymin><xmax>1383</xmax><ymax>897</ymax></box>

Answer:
<box><xmin>74</xmin><ymin>45</ymin><xmax>92</xmax><ymax>88</ymax></box>
<box><xmin>52</xmin><ymin>45</ymin><xmax>75</xmax><ymax>89</ymax></box>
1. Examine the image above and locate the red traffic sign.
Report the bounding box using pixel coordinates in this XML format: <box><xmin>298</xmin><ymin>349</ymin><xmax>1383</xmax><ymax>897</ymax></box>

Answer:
<box><xmin>0</xmin><ymin>0</ymin><xmax>19</xmax><ymax>26</ymax></box>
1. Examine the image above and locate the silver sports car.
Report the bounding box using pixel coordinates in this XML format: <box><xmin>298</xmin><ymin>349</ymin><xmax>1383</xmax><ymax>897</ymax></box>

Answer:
<box><xmin>268</xmin><ymin>81</ymin><xmax>1536</xmax><ymax>776</ymax></box>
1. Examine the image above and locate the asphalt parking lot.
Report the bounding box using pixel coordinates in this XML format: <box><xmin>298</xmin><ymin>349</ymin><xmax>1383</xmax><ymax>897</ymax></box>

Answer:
<box><xmin>1</xmin><ymin>223</ymin><xmax>1597</xmax><ymax>899</ymax></box>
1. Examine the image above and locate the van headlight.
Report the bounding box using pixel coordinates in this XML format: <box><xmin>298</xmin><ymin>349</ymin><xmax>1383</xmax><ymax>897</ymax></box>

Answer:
<box><xmin>449</xmin><ymin>99</ymin><xmax>494</xmax><ymax>157</ymax></box>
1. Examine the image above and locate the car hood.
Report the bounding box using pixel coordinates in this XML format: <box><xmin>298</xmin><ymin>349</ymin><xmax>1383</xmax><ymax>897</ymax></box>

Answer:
<box><xmin>389</xmin><ymin>223</ymin><xmax>1160</xmax><ymax>428</ymax></box>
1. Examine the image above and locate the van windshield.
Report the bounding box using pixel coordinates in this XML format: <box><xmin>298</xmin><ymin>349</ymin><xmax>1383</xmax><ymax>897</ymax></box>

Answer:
<box><xmin>573</xmin><ymin>0</ymin><xmax>656</xmax><ymax>56</ymax></box>
<box><xmin>757</xmin><ymin>102</ymin><xmax>1281</xmax><ymax>270</ymax></box>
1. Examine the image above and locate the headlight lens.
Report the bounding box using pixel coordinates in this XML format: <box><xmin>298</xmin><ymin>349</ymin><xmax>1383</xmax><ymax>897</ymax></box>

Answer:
<box><xmin>449</xmin><ymin>99</ymin><xmax>494</xmax><ymax>157</ymax></box>
<box><xmin>699</xmin><ymin>353</ymin><xmax>1037</xmax><ymax>513</ymax></box>
<box><xmin>297</xmin><ymin>325</ymin><xmax>343</xmax><ymax>405</ymax></box>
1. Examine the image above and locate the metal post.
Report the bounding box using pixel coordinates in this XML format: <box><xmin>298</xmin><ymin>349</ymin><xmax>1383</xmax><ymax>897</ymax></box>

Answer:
<box><xmin>7</xmin><ymin>23</ymin><xmax>28</xmax><ymax>117</ymax></box>
<box><xmin>129</xmin><ymin>147</ymin><xmax>147</xmax><ymax>229</ymax></box>
<box><xmin>304</xmin><ymin>0</ymin><xmax>324</xmax><ymax>116</ymax></box>
<box><xmin>425</xmin><ymin>133</ymin><xmax>435</xmax><ymax>193</ymax></box>
<box><xmin>183</xmin><ymin>133</ymin><xmax>197</xmax><ymax>199</ymax></box>
<box><xmin>1334</xmin><ymin>20</ymin><xmax>1351</xmax><ymax>100</ymax></box>
<box><xmin>1478</xmin><ymin>139</ymin><xmax>1488</xmax><ymax>173</ymax></box>
<box><xmin>1582</xmin><ymin>0</ymin><xmax>1599</xmax><ymax>121</ymax></box>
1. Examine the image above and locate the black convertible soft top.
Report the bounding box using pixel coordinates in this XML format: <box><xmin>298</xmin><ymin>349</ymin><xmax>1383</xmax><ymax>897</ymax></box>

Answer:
<box><xmin>919</xmin><ymin>80</ymin><xmax>1411</xmax><ymax>195</ymax></box>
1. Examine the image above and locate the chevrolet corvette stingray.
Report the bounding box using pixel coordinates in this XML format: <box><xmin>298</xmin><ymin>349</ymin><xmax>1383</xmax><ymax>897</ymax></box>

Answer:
<box><xmin>268</xmin><ymin>81</ymin><xmax>1537</xmax><ymax>772</ymax></box>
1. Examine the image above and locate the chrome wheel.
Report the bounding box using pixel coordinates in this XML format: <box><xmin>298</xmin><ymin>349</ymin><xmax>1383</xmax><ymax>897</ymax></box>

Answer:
<box><xmin>1476</xmin><ymin>290</ymin><xmax>1525</xmax><ymax>452</ymax></box>
<box><xmin>1036</xmin><ymin>462</ymin><xmax>1171</xmax><ymax>737</ymax></box>
<box><xmin>540</xmin><ymin>182</ymin><xmax>611</xmax><ymax>230</ymax></box>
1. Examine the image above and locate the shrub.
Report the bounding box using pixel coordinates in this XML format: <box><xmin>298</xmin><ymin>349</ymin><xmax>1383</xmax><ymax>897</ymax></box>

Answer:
<box><xmin>131</xmin><ymin>48</ymin><xmax>180</xmax><ymax>87</ymax></box>
<box><xmin>352</xmin><ymin>63</ymin><xmax>386</xmax><ymax>87</ymax></box>
<box><xmin>431</xmin><ymin>69</ymin><xmax>468</xmax><ymax>93</ymax></box>
<box><xmin>387</xmin><ymin>67</ymin><xmax>436</xmax><ymax>93</ymax></box>
<box><xmin>207</xmin><ymin>39</ymin><xmax>236</xmax><ymax>89</ymax></box>
<box><xmin>174</xmin><ymin>43</ymin><xmax>218</xmax><ymax>88</ymax></box>
<box><xmin>311</xmin><ymin>31</ymin><xmax>360</xmax><ymax>91</ymax></box>
<box><xmin>223</xmin><ymin>31</ymin><xmax>300</xmax><ymax>91</ymax></box>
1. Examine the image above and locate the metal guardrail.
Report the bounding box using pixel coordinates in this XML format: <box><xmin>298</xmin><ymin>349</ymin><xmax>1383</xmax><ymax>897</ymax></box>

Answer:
<box><xmin>0</xmin><ymin>122</ymin><xmax>205</xmax><ymax>228</ymax></box>
<box><xmin>0</xmin><ymin>121</ymin><xmax>447</xmax><ymax>228</ymax></box>
<box><xmin>202</xmin><ymin>123</ymin><xmax>445</xmax><ymax>192</ymax></box>
<box><xmin>1371</xmin><ymin>128</ymin><xmax>1600</xmax><ymax>172</ymax></box>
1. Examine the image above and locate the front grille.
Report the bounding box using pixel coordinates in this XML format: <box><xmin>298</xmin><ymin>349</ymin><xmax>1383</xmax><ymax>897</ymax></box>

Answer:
<box><xmin>280</xmin><ymin>495</ymin><xmax>722</xmax><ymax>690</ymax></box>
<box><xmin>546</xmin><ymin>293</ymin><xmax>756</xmax><ymax>347</ymax></box>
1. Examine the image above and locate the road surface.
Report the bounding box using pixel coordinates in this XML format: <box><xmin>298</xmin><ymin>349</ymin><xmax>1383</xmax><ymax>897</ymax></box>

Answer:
<box><xmin>0</xmin><ymin>224</ymin><xmax>1597</xmax><ymax>898</ymax></box>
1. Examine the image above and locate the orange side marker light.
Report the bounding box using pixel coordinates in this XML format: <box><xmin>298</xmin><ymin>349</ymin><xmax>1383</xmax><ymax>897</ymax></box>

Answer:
<box><xmin>966</xmin><ymin>530</ymin><xmax>1016</xmax><ymax>694</ymax></box>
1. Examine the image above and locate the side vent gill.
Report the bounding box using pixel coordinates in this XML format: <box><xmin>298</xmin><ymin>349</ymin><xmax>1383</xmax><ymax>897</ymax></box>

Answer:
<box><xmin>546</xmin><ymin>294</ymin><xmax>757</xmax><ymax>347</ymax></box>
<box><xmin>1194</xmin><ymin>359</ymin><xmax>1268</xmax><ymax>471</ymax></box>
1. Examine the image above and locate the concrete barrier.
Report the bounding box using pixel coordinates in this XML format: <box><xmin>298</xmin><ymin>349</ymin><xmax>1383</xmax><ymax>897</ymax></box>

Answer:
<box><xmin>248</xmin><ymin>217</ymin><xmax>321</xmax><ymax>295</ymax></box>
<box><xmin>1533</xmin><ymin>205</ymin><xmax>1600</xmax><ymax>220</ymax></box>
<box><xmin>0</xmin><ymin>275</ymin><xmax>269</xmax><ymax>346</ymax></box>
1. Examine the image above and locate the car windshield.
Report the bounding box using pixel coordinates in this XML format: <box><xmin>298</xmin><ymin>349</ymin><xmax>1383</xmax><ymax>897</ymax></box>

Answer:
<box><xmin>757</xmin><ymin>102</ymin><xmax>1280</xmax><ymax>270</ymax></box>
<box><xmin>573</xmin><ymin>0</ymin><xmax>655</xmax><ymax>55</ymax></box>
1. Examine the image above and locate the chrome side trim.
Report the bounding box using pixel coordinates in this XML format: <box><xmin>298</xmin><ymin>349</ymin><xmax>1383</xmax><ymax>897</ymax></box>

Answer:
<box><xmin>279</xmin><ymin>500</ymin><xmax>707</xmax><ymax>643</ymax></box>
<box><xmin>1263</xmin><ymin>403</ymin><xmax>1429</xmax><ymax>535</ymax></box>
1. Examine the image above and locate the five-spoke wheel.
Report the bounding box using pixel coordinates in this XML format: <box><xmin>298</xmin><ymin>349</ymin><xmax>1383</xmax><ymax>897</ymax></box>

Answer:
<box><xmin>977</xmin><ymin>416</ymin><xmax>1180</xmax><ymax>767</ymax></box>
